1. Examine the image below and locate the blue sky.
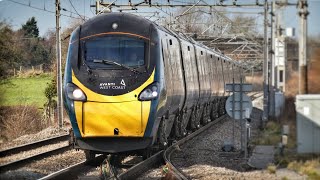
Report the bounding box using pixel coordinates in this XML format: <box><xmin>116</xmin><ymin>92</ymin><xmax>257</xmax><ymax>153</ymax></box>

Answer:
<box><xmin>0</xmin><ymin>0</ymin><xmax>319</xmax><ymax>37</ymax></box>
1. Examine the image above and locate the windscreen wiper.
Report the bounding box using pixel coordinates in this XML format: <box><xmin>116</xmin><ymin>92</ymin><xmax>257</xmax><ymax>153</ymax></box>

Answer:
<box><xmin>83</xmin><ymin>60</ymin><xmax>92</xmax><ymax>74</ymax></box>
<box><xmin>93</xmin><ymin>59</ymin><xmax>140</xmax><ymax>74</ymax></box>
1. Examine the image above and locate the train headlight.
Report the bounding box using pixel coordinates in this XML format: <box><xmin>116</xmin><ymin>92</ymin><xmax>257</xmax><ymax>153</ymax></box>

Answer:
<box><xmin>66</xmin><ymin>83</ymin><xmax>87</xmax><ymax>101</ymax></box>
<box><xmin>138</xmin><ymin>82</ymin><xmax>159</xmax><ymax>101</ymax></box>
<box><xmin>112</xmin><ymin>23</ymin><xmax>118</xmax><ymax>30</ymax></box>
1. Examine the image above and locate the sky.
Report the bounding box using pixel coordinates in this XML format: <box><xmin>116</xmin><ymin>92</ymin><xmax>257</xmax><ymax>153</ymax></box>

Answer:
<box><xmin>0</xmin><ymin>0</ymin><xmax>319</xmax><ymax>37</ymax></box>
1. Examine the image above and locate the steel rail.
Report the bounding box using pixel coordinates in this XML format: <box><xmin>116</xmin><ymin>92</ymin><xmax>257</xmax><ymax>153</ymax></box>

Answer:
<box><xmin>117</xmin><ymin>115</ymin><xmax>228</xmax><ymax>180</ymax></box>
<box><xmin>164</xmin><ymin>93</ymin><xmax>263</xmax><ymax>179</ymax></box>
<box><xmin>164</xmin><ymin>115</ymin><xmax>228</xmax><ymax>180</ymax></box>
<box><xmin>0</xmin><ymin>134</ymin><xmax>69</xmax><ymax>157</ymax></box>
<box><xmin>118</xmin><ymin>150</ymin><xmax>164</xmax><ymax>180</ymax></box>
<box><xmin>39</xmin><ymin>155</ymin><xmax>106</xmax><ymax>180</ymax></box>
<box><xmin>0</xmin><ymin>145</ymin><xmax>71</xmax><ymax>172</ymax></box>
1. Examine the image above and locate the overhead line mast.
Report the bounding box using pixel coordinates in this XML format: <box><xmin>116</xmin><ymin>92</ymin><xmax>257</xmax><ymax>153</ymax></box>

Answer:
<box><xmin>262</xmin><ymin>0</ymin><xmax>268</xmax><ymax>125</ymax></box>
<box><xmin>298</xmin><ymin>0</ymin><xmax>308</xmax><ymax>94</ymax></box>
<box><xmin>56</xmin><ymin>0</ymin><xmax>63</xmax><ymax>129</ymax></box>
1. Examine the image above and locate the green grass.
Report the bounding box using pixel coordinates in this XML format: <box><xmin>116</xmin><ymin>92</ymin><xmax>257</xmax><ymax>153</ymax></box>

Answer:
<box><xmin>0</xmin><ymin>75</ymin><xmax>52</xmax><ymax>108</ymax></box>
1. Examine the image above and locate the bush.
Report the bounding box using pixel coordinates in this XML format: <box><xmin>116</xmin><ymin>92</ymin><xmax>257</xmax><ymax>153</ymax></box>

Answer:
<box><xmin>267</xmin><ymin>164</ymin><xmax>277</xmax><ymax>174</ymax></box>
<box><xmin>44</xmin><ymin>78</ymin><xmax>57</xmax><ymax>101</ymax></box>
<box><xmin>0</xmin><ymin>105</ymin><xmax>46</xmax><ymax>141</ymax></box>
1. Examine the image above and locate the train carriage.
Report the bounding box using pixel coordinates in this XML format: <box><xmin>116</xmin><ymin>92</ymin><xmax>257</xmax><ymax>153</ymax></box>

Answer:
<box><xmin>63</xmin><ymin>13</ymin><xmax>244</xmax><ymax>159</ymax></box>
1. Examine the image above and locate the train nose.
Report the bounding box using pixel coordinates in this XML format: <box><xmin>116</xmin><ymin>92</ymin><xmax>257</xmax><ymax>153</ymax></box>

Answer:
<box><xmin>81</xmin><ymin>101</ymin><xmax>145</xmax><ymax>137</ymax></box>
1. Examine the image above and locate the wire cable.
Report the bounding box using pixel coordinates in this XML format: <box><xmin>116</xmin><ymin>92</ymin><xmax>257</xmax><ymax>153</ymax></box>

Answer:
<box><xmin>68</xmin><ymin>0</ymin><xmax>85</xmax><ymax>21</ymax></box>
<box><xmin>7</xmin><ymin>0</ymin><xmax>85</xmax><ymax>20</ymax></box>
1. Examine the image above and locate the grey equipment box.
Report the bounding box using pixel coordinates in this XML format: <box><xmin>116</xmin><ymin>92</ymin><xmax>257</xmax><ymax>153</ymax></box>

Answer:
<box><xmin>296</xmin><ymin>94</ymin><xmax>320</xmax><ymax>153</ymax></box>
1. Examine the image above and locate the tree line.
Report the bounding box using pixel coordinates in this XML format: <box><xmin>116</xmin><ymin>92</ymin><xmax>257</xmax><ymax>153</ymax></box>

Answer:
<box><xmin>0</xmin><ymin>17</ymin><xmax>55</xmax><ymax>79</ymax></box>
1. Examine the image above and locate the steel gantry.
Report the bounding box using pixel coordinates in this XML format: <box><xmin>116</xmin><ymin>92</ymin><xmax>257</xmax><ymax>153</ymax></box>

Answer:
<box><xmin>195</xmin><ymin>34</ymin><xmax>264</xmax><ymax>71</ymax></box>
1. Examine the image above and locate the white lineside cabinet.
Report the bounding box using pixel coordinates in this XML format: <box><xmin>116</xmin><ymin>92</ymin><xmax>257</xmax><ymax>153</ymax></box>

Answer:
<box><xmin>275</xmin><ymin>92</ymin><xmax>285</xmax><ymax>118</ymax></box>
<box><xmin>296</xmin><ymin>94</ymin><xmax>320</xmax><ymax>153</ymax></box>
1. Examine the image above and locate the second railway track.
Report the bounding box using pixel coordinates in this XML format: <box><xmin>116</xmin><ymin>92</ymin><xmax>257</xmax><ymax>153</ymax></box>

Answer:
<box><xmin>0</xmin><ymin>134</ymin><xmax>69</xmax><ymax>157</ymax></box>
<box><xmin>0</xmin><ymin>134</ymin><xmax>71</xmax><ymax>172</ymax></box>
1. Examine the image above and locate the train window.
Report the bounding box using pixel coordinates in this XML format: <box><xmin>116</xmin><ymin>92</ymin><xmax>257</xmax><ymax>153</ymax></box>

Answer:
<box><xmin>169</xmin><ymin>39</ymin><xmax>172</xmax><ymax>45</ymax></box>
<box><xmin>188</xmin><ymin>46</ymin><xmax>190</xmax><ymax>51</ymax></box>
<box><xmin>218</xmin><ymin>58</ymin><xmax>220</xmax><ymax>61</ymax></box>
<box><xmin>83</xmin><ymin>36</ymin><xmax>146</xmax><ymax>69</ymax></box>
<box><xmin>201</xmin><ymin>51</ymin><xmax>203</xmax><ymax>55</ymax></box>
<box><xmin>210</xmin><ymin>55</ymin><xmax>212</xmax><ymax>58</ymax></box>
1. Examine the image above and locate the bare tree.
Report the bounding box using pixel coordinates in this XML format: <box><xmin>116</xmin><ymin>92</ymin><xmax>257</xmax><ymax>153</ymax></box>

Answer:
<box><xmin>229</xmin><ymin>15</ymin><xmax>258</xmax><ymax>36</ymax></box>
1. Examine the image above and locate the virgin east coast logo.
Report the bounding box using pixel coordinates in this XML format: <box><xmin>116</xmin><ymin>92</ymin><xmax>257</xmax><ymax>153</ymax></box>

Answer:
<box><xmin>120</xmin><ymin>79</ymin><xmax>126</xmax><ymax>86</ymax></box>
<box><xmin>99</xmin><ymin>79</ymin><xmax>126</xmax><ymax>90</ymax></box>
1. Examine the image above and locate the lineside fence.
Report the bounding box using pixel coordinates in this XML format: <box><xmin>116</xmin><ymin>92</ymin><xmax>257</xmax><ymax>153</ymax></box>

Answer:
<box><xmin>8</xmin><ymin>64</ymin><xmax>52</xmax><ymax>77</ymax></box>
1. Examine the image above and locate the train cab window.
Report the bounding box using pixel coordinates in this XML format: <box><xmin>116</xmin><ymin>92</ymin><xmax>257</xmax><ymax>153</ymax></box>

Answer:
<box><xmin>169</xmin><ymin>39</ymin><xmax>172</xmax><ymax>45</ymax></box>
<box><xmin>83</xmin><ymin>36</ymin><xmax>146</xmax><ymax>69</ymax></box>
<box><xmin>188</xmin><ymin>46</ymin><xmax>190</xmax><ymax>51</ymax></box>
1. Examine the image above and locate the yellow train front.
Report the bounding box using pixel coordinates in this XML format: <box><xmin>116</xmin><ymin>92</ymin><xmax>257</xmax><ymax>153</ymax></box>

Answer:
<box><xmin>63</xmin><ymin>13</ymin><xmax>164</xmax><ymax>158</ymax></box>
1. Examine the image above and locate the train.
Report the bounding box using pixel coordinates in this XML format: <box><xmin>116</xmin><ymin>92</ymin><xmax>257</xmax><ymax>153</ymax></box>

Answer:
<box><xmin>63</xmin><ymin>13</ymin><xmax>244</xmax><ymax>161</ymax></box>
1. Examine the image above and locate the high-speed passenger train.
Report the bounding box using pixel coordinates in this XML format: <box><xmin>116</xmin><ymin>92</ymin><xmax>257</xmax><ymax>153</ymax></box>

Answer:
<box><xmin>63</xmin><ymin>13</ymin><xmax>243</xmax><ymax>160</ymax></box>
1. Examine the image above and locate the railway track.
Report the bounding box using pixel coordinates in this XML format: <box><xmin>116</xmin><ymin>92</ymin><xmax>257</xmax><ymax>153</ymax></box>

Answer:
<box><xmin>39</xmin><ymin>154</ymin><xmax>106</xmax><ymax>180</ymax></box>
<box><xmin>163</xmin><ymin>115</ymin><xmax>227</xmax><ymax>180</ymax></box>
<box><xmin>162</xmin><ymin>92</ymin><xmax>263</xmax><ymax>180</ymax></box>
<box><xmin>39</xmin><ymin>116</ymin><xmax>227</xmax><ymax>180</ymax></box>
<box><xmin>0</xmin><ymin>134</ymin><xmax>71</xmax><ymax>172</ymax></box>
<box><xmin>0</xmin><ymin>134</ymin><xmax>69</xmax><ymax>157</ymax></box>
<box><xmin>116</xmin><ymin>115</ymin><xmax>228</xmax><ymax>180</ymax></box>
<box><xmin>121</xmin><ymin>92</ymin><xmax>262</xmax><ymax>180</ymax></box>
<box><xmin>37</xmin><ymin>92</ymin><xmax>263</xmax><ymax>179</ymax></box>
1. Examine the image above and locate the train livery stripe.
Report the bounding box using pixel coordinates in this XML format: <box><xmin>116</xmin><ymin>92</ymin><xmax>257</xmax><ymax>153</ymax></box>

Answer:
<box><xmin>70</xmin><ymin>32</ymin><xmax>150</xmax><ymax>44</ymax></box>
<box><xmin>71</xmin><ymin>69</ymin><xmax>155</xmax><ymax>137</ymax></box>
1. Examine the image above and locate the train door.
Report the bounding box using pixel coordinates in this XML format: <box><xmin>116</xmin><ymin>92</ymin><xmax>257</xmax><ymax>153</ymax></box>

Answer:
<box><xmin>180</xmin><ymin>41</ymin><xmax>199</xmax><ymax>109</ymax></box>
<box><xmin>208</xmin><ymin>53</ymin><xmax>216</xmax><ymax>102</ymax></box>
<box><xmin>203</xmin><ymin>50</ymin><xmax>211</xmax><ymax>102</ymax></box>
<box><xmin>195</xmin><ymin>47</ymin><xmax>208</xmax><ymax>104</ymax></box>
<box><xmin>219</xmin><ymin>57</ymin><xmax>225</xmax><ymax>97</ymax></box>
<box><xmin>161</xmin><ymin>37</ymin><xmax>173</xmax><ymax>113</ymax></box>
<box><xmin>166</xmin><ymin>37</ymin><xmax>185</xmax><ymax>112</ymax></box>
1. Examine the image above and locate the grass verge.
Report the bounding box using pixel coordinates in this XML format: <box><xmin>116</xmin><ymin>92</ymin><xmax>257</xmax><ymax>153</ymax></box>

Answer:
<box><xmin>0</xmin><ymin>74</ymin><xmax>52</xmax><ymax>108</ymax></box>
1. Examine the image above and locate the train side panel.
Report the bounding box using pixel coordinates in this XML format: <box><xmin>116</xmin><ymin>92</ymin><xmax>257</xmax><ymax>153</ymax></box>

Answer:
<box><xmin>195</xmin><ymin>46</ymin><xmax>211</xmax><ymax>105</ymax></box>
<box><xmin>180</xmin><ymin>40</ymin><xmax>200</xmax><ymax>109</ymax></box>
<box><xmin>159</xmin><ymin>32</ymin><xmax>185</xmax><ymax>138</ymax></box>
<box><xmin>217</xmin><ymin>57</ymin><xmax>225</xmax><ymax>97</ymax></box>
<box><xmin>207</xmin><ymin>53</ymin><xmax>217</xmax><ymax>102</ymax></box>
